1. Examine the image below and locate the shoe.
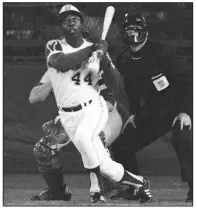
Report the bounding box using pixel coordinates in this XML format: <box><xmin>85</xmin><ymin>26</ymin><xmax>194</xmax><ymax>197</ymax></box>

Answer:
<box><xmin>31</xmin><ymin>185</ymin><xmax>72</xmax><ymax>201</ymax></box>
<box><xmin>31</xmin><ymin>188</ymin><xmax>53</xmax><ymax>201</ymax></box>
<box><xmin>135</xmin><ymin>178</ymin><xmax>152</xmax><ymax>203</ymax></box>
<box><xmin>90</xmin><ymin>191</ymin><xmax>105</xmax><ymax>203</ymax></box>
<box><xmin>186</xmin><ymin>185</ymin><xmax>193</xmax><ymax>202</ymax></box>
<box><xmin>110</xmin><ymin>186</ymin><xmax>138</xmax><ymax>200</ymax></box>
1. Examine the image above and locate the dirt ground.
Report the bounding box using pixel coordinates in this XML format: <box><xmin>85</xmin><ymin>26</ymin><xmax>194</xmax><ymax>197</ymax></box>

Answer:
<box><xmin>4</xmin><ymin>173</ymin><xmax>192</xmax><ymax>206</ymax></box>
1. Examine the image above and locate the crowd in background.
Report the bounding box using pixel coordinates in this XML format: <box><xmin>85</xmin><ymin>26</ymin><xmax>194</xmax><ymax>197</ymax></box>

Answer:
<box><xmin>3</xmin><ymin>3</ymin><xmax>192</xmax><ymax>60</ymax></box>
<box><xmin>4</xmin><ymin>3</ymin><xmax>192</xmax><ymax>41</ymax></box>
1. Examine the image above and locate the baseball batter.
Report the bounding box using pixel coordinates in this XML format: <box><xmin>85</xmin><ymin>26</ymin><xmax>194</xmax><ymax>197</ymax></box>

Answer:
<box><xmin>29</xmin><ymin>4</ymin><xmax>152</xmax><ymax>203</ymax></box>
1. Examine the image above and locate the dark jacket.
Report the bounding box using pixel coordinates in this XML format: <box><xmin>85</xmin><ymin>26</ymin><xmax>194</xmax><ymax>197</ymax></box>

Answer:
<box><xmin>116</xmin><ymin>40</ymin><xmax>193</xmax><ymax>117</ymax></box>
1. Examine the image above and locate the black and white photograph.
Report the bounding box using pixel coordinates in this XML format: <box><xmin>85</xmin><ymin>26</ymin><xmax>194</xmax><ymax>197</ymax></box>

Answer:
<box><xmin>3</xmin><ymin>2</ymin><xmax>193</xmax><ymax>206</ymax></box>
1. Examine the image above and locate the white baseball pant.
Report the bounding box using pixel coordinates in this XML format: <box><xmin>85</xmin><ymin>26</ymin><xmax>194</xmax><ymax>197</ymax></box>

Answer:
<box><xmin>59</xmin><ymin>95</ymin><xmax>124</xmax><ymax>182</ymax></box>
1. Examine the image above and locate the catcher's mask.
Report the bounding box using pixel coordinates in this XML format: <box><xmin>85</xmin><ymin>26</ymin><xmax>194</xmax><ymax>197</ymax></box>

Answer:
<box><xmin>122</xmin><ymin>12</ymin><xmax>148</xmax><ymax>45</ymax></box>
<box><xmin>58</xmin><ymin>4</ymin><xmax>84</xmax><ymax>23</ymax></box>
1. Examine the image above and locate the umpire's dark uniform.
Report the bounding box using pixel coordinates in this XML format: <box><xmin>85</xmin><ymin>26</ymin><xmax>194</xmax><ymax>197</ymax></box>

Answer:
<box><xmin>112</xmin><ymin>40</ymin><xmax>193</xmax><ymax>185</ymax></box>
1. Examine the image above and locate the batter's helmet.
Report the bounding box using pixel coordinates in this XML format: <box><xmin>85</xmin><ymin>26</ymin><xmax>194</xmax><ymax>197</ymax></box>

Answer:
<box><xmin>58</xmin><ymin>4</ymin><xmax>83</xmax><ymax>23</ymax></box>
<box><xmin>122</xmin><ymin>12</ymin><xmax>148</xmax><ymax>44</ymax></box>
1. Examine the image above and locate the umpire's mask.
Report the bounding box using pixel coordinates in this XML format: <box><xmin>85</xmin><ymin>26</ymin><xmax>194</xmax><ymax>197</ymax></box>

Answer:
<box><xmin>121</xmin><ymin>13</ymin><xmax>148</xmax><ymax>46</ymax></box>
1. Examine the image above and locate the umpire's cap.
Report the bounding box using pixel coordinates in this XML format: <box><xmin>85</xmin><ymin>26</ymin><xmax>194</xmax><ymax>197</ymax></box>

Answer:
<box><xmin>58</xmin><ymin>4</ymin><xmax>83</xmax><ymax>22</ymax></box>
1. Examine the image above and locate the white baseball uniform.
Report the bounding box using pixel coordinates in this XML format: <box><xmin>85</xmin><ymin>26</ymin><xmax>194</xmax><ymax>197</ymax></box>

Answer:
<box><xmin>42</xmin><ymin>38</ymin><xmax>124</xmax><ymax>183</ymax></box>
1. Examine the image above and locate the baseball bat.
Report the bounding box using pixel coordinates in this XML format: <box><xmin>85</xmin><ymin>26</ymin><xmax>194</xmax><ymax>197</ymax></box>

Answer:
<box><xmin>101</xmin><ymin>6</ymin><xmax>115</xmax><ymax>40</ymax></box>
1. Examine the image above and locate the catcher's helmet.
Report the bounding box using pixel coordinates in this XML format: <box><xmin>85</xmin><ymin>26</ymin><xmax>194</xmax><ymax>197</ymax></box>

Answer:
<box><xmin>122</xmin><ymin>12</ymin><xmax>148</xmax><ymax>45</ymax></box>
<box><xmin>58</xmin><ymin>4</ymin><xmax>83</xmax><ymax>23</ymax></box>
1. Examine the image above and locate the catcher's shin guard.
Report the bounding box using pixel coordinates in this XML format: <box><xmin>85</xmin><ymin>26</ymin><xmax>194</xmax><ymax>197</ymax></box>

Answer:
<box><xmin>33</xmin><ymin>136</ymin><xmax>70</xmax><ymax>200</ymax></box>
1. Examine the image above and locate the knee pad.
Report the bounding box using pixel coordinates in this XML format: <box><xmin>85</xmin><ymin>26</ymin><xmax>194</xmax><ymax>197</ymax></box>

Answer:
<box><xmin>33</xmin><ymin>136</ymin><xmax>62</xmax><ymax>172</ymax></box>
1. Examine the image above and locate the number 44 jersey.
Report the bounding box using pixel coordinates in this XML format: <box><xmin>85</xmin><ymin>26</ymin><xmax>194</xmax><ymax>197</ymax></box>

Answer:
<box><xmin>44</xmin><ymin>38</ymin><xmax>102</xmax><ymax>108</ymax></box>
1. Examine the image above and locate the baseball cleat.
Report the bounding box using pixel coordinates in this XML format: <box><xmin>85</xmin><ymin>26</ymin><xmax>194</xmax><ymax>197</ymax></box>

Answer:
<box><xmin>90</xmin><ymin>191</ymin><xmax>105</xmax><ymax>203</ymax></box>
<box><xmin>110</xmin><ymin>186</ymin><xmax>138</xmax><ymax>200</ymax></box>
<box><xmin>31</xmin><ymin>185</ymin><xmax>72</xmax><ymax>201</ymax></box>
<box><xmin>135</xmin><ymin>178</ymin><xmax>152</xmax><ymax>203</ymax></box>
<box><xmin>31</xmin><ymin>188</ymin><xmax>53</xmax><ymax>201</ymax></box>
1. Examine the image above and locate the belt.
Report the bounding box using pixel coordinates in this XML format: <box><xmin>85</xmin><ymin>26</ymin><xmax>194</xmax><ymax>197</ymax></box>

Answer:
<box><xmin>59</xmin><ymin>100</ymin><xmax>92</xmax><ymax>112</ymax></box>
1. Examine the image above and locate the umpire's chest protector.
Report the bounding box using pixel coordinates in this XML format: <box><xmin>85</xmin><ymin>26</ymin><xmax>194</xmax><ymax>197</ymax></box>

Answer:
<box><xmin>139</xmin><ymin>56</ymin><xmax>170</xmax><ymax>92</ymax></box>
<box><xmin>124</xmin><ymin>43</ymin><xmax>178</xmax><ymax>108</ymax></box>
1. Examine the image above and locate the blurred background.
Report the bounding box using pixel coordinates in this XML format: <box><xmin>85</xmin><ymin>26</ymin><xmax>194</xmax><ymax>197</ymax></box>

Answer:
<box><xmin>3</xmin><ymin>2</ymin><xmax>193</xmax><ymax>175</ymax></box>
<box><xmin>4</xmin><ymin>2</ymin><xmax>193</xmax><ymax>60</ymax></box>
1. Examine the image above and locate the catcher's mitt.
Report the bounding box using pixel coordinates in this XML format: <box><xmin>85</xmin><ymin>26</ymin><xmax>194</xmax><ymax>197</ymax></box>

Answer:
<box><xmin>42</xmin><ymin>117</ymin><xmax>70</xmax><ymax>144</ymax></box>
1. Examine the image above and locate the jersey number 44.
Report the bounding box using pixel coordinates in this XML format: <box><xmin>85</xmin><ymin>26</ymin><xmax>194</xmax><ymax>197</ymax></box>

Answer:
<box><xmin>71</xmin><ymin>72</ymin><xmax>92</xmax><ymax>85</ymax></box>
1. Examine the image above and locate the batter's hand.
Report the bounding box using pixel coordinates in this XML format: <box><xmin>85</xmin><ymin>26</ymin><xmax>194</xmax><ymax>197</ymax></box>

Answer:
<box><xmin>172</xmin><ymin>113</ymin><xmax>192</xmax><ymax>130</ymax></box>
<box><xmin>122</xmin><ymin>114</ymin><xmax>136</xmax><ymax>133</ymax></box>
<box><xmin>93</xmin><ymin>40</ymin><xmax>108</xmax><ymax>54</ymax></box>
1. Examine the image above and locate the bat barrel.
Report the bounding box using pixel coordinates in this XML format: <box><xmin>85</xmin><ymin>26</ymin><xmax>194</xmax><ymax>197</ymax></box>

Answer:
<box><xmin>101</xmin><ymin>6</ymin><xmax>115</xmax><ymax>40</ymax></box>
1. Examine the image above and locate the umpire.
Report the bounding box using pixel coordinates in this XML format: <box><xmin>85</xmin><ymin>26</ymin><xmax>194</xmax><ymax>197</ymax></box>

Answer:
<box><xmin>111</xmin><ymin>11</ymin><xmax>193</xmax><ymax>202</ymax></box>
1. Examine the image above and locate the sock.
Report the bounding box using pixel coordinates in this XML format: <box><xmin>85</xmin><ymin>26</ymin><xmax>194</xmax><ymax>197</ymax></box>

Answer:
<box><xmin>119</xmin><ymin>170</ymin><xmax>144</xmax><ymax>189</ymax></box>
<box><xmin>86</xmin><ymin>166</ymin><xmax>103</xmax><ymax>193</ymax></box>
